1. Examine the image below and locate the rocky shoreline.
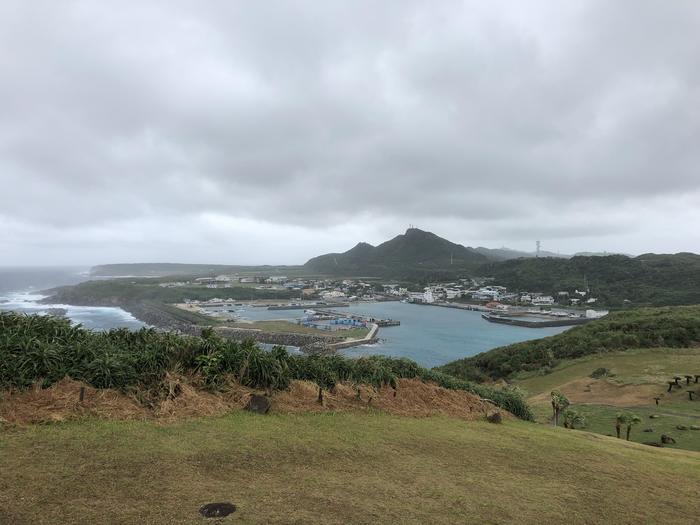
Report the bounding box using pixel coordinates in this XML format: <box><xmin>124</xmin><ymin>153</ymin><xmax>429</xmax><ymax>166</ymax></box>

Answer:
<box><xmin>39</xmin><ymin>292</ymin><xmax>347</xmax><ymax>353</ymax></box>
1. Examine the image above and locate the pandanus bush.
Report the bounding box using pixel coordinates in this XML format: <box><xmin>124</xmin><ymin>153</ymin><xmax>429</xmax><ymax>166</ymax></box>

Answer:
<box><xmin>0</xmin><ymin>312</ymin><xmax>535</xmax><ymax>420</ymax></box>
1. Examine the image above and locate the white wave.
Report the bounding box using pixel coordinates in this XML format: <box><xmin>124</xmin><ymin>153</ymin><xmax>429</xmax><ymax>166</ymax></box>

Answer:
<box><xmin>0</xmin><ymin>289</ymin><xmax>145</xmax><ymax>329</ymax></box>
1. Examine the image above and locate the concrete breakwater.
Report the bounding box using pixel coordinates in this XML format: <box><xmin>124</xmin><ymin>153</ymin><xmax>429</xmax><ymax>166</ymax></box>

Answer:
<box><xmin>268</xmin><ymin>302</ymin><xmax>350</xmax><ymax>311</ymax></box>
<box><xmin>481</xmin><ymin>313</ymin><xmax>591</xmax><ymax>328</ymax></box>
<box><xmin>327</xmin><ymin>323</ymin><xmax>379</xmax><ymax>350</ymax></box>
<box><xmin>215</xmin><ymin>326</ymin><xmax>342</xmax><ymax>349</ymax></box>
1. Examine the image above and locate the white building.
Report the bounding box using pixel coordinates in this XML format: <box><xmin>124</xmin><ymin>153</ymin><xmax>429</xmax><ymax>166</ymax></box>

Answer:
<box><xmin>408</xmin><ymin>291</ymin><xmax>425</xmax><ymax>302</ymax></box>
<box><xmin>532</xmin><ymin>295</ymin><xmax>555</xmax><ymax>306</ymax></box>
<box><xmin>445</xmin><ymin>288</ymin><xmax>462</xmax><ymax>300</ymax></box>
<box><xmin>321</xmin><ymin>290</ymin><xmax>346</xmax><ymax>299</ymax></box>
<box><xmin>423</xmin><ymin>288</ymin><xmax>438</xmax><ymax>304</ymax></box>
<box><xmin>472</xmin><ymin>287</ymin><xmax>502</xmax><ymax>300</ymax></box>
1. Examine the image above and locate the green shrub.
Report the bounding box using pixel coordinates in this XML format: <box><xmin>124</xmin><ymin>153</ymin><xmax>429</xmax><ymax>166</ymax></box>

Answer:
<box><xmin>0</xmin><ymin>312</ymin><xmax>534</xmax><ymax>420</ymax></box>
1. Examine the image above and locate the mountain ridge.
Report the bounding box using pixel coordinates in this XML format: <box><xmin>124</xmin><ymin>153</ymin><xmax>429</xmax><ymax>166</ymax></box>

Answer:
<box><xmin>304</xmin><ymin>228</ymin><xmax>490</xmax><ymax>278</ymax></box>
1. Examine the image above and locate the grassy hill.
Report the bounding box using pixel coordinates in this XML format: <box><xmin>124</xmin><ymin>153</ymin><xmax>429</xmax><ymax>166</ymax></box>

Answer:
<box><xmin>304</xmin><ymin>228</ymin><xmax>489</xmax><ymax>279</ymax></box>
<box><xmin>478</xmin><ymin>252</ymin><xmax>700</xmax><ymax>306</ymax></box>
<box><xmin>90</xmin><ymin>263</ymin><xmax>305</xmax><ymax>278</ymax></box>
<box><xmin>514</xmin><ymin>347</ymin><xmax>700</xmax><ymax>452</ymax></box>
<box><xmin>437</xmin><ymin>306</ymin><xmax>700</xmax><ymax>381</ymax></box>
<box><xmin>1</xmin><ymin>412</ymin><xmax>699</xmax><ymax>524</ymax></box>
<box><xmin>45</xmin><ymin>279</ymin><xmax>297</xmax><ymax>306</ymax></box>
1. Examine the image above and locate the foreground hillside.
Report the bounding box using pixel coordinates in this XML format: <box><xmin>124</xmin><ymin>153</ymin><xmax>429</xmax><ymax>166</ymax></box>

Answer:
<box><xmin>438</xmin><ymin>306</ymin><xmax>700</xmax><ymax>381</ymax></box>
<box><xmin>0</xmin><ymin>312</ymin><xmax>532</xmax><ymax>419</ymax></box>
<box><xmin>1</xmin><ymin>412</ymin><xmax>698</xmax><ymax>524</ymax></box>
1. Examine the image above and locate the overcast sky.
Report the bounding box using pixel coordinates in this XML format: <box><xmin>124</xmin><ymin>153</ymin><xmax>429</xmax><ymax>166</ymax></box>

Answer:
<box><xmin>1</xmin><ymin>0</ymin><xmax>699</xmax><ymax>266</ymax></box>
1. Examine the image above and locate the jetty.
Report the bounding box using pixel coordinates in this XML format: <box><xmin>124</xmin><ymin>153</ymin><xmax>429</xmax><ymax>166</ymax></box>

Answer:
<box><xmin>481</xmin><ymin>313</ymin><xmax>591</xmax><ymax>328</ymax></box>
<box><xmin>267</xmin><ymin>302</ymin><xmax>350</xmax><ymax>311</ymax></box>
<box><xmin>327</xmin><ymin>322</ymin><xmax>380</xmax><ymax>350</ymax></box>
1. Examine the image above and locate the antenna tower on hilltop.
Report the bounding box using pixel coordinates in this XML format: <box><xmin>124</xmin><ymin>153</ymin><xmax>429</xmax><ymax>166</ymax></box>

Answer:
<box><xmin>536</xmin><ymin>240</ymin><xmax>541</xmax><ymax>258</ymax></box>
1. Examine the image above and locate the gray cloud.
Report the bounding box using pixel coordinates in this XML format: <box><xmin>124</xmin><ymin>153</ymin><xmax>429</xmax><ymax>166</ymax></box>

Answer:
<box><xmin>1</xmin><ymin>0</ymin><xmax>699</xmax><ymax>264</ymax></box>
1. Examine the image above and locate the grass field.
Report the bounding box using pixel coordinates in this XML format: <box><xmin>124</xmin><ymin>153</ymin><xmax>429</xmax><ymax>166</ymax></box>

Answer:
<box><xmin>1</xmin><ymin>412</ymin><xmax>699</xmax><ymax>524</ymax></box>
<box><xmin>518</xmin><ymin>348</ymin><xmax>700</xmax><ymax>451</ymax></box>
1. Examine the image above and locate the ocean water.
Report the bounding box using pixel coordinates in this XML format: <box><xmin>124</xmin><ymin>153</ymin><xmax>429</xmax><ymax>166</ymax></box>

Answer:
<box><xmin>1</xmin><ymin>268</ymin><xmax>569</xmax><ymax>366</ymax></box>
<box><xmin>238</xmin><ymin>302</ymin><xmax>570</xmax><ymax>368</ymax></box>
<box><xmin>0</xmin><ymin>267</ymin><xmax>146</xmax><ymax>331</ymax></box>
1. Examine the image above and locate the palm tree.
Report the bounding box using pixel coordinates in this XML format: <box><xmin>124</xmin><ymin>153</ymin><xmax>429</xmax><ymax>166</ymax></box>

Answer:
<box><xmin>615</xmin><ymin>412</ymin><xmax>641</xmax><ymax>440</ymax></box>
<box><xmin>551</xmin><ymin>390</ymin><xmax>570</xmax><ymax>427</ymax></box>
<box><xmin>562</xmin><ymin>409</ymin><xmax>585</xmax><ymax>429</ymax></box>
<box><xmin>625</xmin><ymin>414</ymin><xmax>641</xmax><ymax>441</ymax></box>
<box><xmin>615</xmin><ymin>412</ymin><xmax>626</xmax><ymax>439</ymax></box>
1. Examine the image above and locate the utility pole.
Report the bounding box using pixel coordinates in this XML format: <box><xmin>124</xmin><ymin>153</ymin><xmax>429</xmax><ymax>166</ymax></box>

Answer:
<box><xmin>536</xmin><ymin>240</ymin><xmax>541</xmax><ymax>258</ymax></box>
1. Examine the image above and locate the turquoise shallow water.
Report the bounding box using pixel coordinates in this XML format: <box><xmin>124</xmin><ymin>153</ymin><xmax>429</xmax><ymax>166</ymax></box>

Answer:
<box><xmin>240</xmin><ymin>302</ymin><xmax>569</xmax><ymax>368</ymax></box>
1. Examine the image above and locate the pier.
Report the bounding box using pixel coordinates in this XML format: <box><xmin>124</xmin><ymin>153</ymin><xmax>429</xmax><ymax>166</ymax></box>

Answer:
<box><xmin>481</xmin><ymin>313</ymin><xmax>592</xmax><ymax>328</ymax></box>
<box><xmin>267</xmin><ymin>302</ymin><xmax>350</xmax><ymax>310</ymax></box>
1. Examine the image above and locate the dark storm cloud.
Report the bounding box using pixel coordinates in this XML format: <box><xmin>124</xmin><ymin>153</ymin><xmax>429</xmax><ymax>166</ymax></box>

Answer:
<box><xmin>1</xmin><ymin>0</ymin><xmax>699</xmax><ymax>264</ymax></box>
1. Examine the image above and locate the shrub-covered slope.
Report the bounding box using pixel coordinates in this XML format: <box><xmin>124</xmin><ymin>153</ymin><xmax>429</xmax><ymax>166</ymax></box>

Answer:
<box><xmin>437</xmin><ymin>306</ymin><xmax>700</xmax><ymax>381</ymax></box>
<box><xmin>477</xmin><ymin>252</ymin><xmax>700</xmax><ymax>306</ymax></box>
<box><xmin>0</xmin><ymin>312</ymin><xmax>532</xmax><ymax>419</ymax></box>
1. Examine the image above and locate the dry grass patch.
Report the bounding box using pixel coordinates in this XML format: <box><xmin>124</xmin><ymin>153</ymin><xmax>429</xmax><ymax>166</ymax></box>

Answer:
<box><xmin>528</xmin><ymin>377</ymin><xmax>660</xmax><ymax>407</ymax></box>
<box><xmin>273</xmin><ymin>378</ymin><xmax>502</xmax><ymax>421</ymax></box>
<box><xmin>0</xmin><ymin>377</ymin><xmax>502</xmax><ymax>426</ymax></box>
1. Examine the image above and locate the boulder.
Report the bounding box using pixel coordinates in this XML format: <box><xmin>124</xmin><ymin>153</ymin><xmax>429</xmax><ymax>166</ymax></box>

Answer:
<box><xmin>649</xmin><ymin>414</ymin><xmax>660</xmax><ymax>419</ymax></box>
<box><xmin>661</xmin><ymin>434</ymin><xmax>676</xmax><ymax>445</ymax></box>
<box><xmin>690</xmin><ymin>425</ymin><xmax>700</xmax><ymax>431</ymax></box>
<box><xmin>199</xmin><ymin>502</ymin><xmax>236</xmax><ymax>518</ymax></box>
<box><xmin>245</xmin><ymin>394</ymin><xmax>271</xmax><ymax>415</ymax></box>
<box><xmin>642</xmin><ymin>428</ymin><xmax>654</xmax><ymax>433</ymax></box>
<box><xmin>589</xmin><ymin>367</ymin><xmax>611</xmax><ymax>379</ymax></box>
<box><xmin>486</xmin><ymin>411</ymin><xmax>502</xmax><ymax>424</ymax></box>
<box><xmin>676</xmin><ymin>425</ymin><xmax>688</xmax><ymax>431</ymax></box>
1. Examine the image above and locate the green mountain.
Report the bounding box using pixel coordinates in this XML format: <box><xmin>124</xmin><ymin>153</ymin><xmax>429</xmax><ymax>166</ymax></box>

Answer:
<box><xmin>304</xmin><ymin>228</ymin><xmax>490</xmax><ymax>279</ymax></box>
<box><xmin>477</xmin><ymin>252</ymin><xmax>700</xmax><ymax>306</ymax></box>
